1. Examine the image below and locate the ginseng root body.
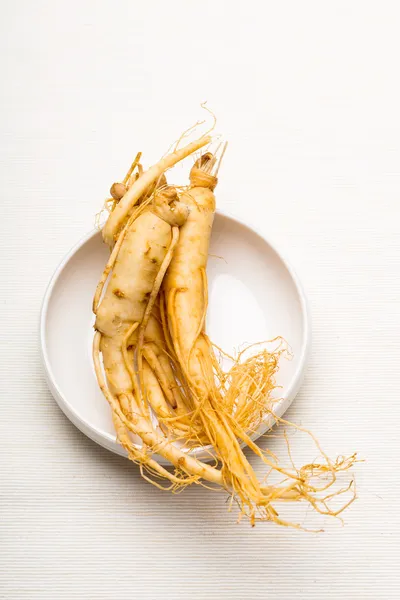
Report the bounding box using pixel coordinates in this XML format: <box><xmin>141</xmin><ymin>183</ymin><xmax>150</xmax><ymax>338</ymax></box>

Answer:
<box><xmin>93</xmin><ymin>136</ymin><xmax>357</xmax><ymax>528</ymax></box>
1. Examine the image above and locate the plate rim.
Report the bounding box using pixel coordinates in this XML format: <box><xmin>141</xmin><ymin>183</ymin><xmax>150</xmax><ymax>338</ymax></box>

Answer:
<box><xmin>40</xmin><ymin>209</ymin><xmax>311</xmax><ymax>461</ymax></box>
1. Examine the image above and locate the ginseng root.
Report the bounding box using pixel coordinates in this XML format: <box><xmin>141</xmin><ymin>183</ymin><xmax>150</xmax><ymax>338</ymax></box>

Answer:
<box><xmin>93</xmin><ymin>130</ymin><xmax>357</xmax><ymax>528</ymax></box>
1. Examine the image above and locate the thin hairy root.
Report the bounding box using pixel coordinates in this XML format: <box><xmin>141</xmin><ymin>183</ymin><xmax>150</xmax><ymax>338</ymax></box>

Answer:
<box><xmin>168</xmin><ymin>104</ymin><xmax>217</xmax><ymax>155</ymax></box>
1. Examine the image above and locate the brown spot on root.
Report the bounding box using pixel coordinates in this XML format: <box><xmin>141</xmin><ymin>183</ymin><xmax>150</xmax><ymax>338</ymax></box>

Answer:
<box><xmin>113</xmin><ymin>289</ymin><xmax>125</xmax><ymax>298</ymax></box>
<box><xmin>150</xmin><ymin>257</ymin><xmax>158</xmax><ymax>264</ymax></box>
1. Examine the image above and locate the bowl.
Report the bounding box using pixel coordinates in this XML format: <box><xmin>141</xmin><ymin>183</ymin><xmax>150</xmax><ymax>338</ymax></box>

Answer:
<box><xmin>40</xmin><ymin>211</ymin><xmax>310</xmax><ymax>463</ymax></box>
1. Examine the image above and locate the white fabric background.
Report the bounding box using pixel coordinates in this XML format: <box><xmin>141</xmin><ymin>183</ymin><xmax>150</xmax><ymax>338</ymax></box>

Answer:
<box><xmin>1</xmin><ymin>1</ymin><xmax>399</xmax><ymax>598</ymax></box>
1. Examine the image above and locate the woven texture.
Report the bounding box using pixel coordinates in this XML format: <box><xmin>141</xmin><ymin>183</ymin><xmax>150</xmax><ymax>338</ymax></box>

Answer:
<box><xmin>1</xmin><ymin>1</ymin><xmax>399</xmax><ymax>598</ymax></box>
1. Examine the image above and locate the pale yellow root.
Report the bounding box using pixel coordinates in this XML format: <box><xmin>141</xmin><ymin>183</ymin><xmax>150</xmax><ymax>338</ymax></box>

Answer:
<box><xmin>95</xmin><ymin>189</ymin><xmax>182</xmax><ymax>415</ymax></box>
<box><xmin>95</xmin><ymin>182</ymin><xmax>195</xmax><ymax>435</ymax></box>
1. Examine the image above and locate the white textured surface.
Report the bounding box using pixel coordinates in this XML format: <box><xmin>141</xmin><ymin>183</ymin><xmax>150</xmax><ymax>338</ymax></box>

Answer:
<box><xmin>1</xmin><ymin>1</ymin><xmax>399</xmax><ymax>598</ymax></box>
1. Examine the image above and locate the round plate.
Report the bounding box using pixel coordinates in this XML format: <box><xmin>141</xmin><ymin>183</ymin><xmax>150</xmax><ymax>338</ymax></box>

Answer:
<box><xmin>40</xmin><ymin>211</ymin><xmax>310</xmax><ymax>463</ymax></box>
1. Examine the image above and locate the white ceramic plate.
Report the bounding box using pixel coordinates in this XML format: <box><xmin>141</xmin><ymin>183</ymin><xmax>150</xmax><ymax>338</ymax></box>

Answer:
<box><xmin>40</xmin><ymin>211</ymin><xmax>310</xmax><ymax>463</ymax></box>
